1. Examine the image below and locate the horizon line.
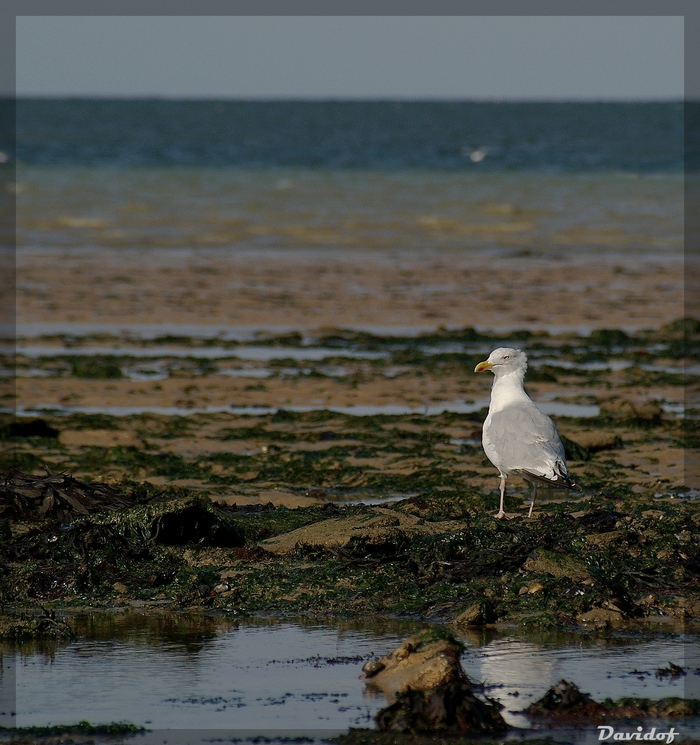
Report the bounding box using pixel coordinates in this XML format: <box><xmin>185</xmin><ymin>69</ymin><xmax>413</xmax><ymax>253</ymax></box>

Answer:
<box><xmin>10</xmin><ymin>94</ymin><xmax>687</xmax><ymax>104</ymax></box>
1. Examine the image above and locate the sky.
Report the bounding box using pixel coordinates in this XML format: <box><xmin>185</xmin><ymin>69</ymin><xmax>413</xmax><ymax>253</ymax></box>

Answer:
<box><xmin>16</xmin><ymin>15</ymin><xmax>684</xmax><ymax>100</ymax></box>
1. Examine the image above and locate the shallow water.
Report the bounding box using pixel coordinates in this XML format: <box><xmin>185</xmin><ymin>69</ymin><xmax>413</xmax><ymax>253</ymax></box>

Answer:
<box><xmin>4</xmin><ymin>615</ymin><xmax>698</xmax><ymax>739</ymax></box>
<box><xmin>14</xmin><ymin>345</ymin><xmax>389</xmax><ymax>362</ymax></box>
<box><xmin>12</xmin><ymin>321</ymin><xmax>665</xmax><ymax>340</ymax></box>
<box><xmin>532</xmin><ymin>357</ymin><xmax>695</xmax><ymax>375</ymax></box>
<box><xmin>12</xmin><ymin>400</ymin><xmax>601</xmax><ymax>418</ymax></box>
<box><xmin>11</xmin><ymin>618</ymin><xmax>400</xmax><ymax>731</ymax></box>
<box><xmin>458</xmin><ymin>630</ymin><xmax>698</xmax><ymax>729</ymax></box>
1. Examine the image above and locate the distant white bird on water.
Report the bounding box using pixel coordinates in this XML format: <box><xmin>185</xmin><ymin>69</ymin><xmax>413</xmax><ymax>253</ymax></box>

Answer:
<box><xmin>474</xmin><ymin>347</ymin><xmax>580</xmax><ymax>519</ymax></box>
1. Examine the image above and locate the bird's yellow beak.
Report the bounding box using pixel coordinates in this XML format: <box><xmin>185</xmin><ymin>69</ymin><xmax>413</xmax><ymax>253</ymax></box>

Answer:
<box><xmin>474</xmin><ymin>360</ymin><xmax>493</xmax><ymax>373</ymax></box>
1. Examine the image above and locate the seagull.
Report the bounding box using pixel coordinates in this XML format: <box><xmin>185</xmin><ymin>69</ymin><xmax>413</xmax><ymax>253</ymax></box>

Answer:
<box><xmin>474</xmin><ymin>347</ymin><xmax>580</xmax><ymax>519</ymax></box>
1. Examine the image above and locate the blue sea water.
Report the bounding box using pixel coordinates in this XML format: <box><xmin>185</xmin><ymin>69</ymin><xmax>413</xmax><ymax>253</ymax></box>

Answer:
<box><xmin>13</xmin><ymin>100</ymin><xmax>684</xmax><ymax>255</ymax></box>
<box><xmin>16</xmin><ymin>99</ymin><xmax>684</xmax><ymax>171</ymax></box>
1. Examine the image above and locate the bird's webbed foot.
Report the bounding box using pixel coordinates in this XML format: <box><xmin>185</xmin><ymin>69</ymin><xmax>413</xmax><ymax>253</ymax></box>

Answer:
<box><xmin>493</xmin><ymin>510</ymin><xmax>512</xmax><ymax>520</ymax></box>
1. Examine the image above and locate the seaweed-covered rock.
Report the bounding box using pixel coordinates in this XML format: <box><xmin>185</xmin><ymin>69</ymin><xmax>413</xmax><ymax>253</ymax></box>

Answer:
<box><xmin>526</xmin><ymin>679</ymin><xmax>605</xmax><ymax>720</ymax></box>
<box><xmin>607</xmin><ymin>697</ymin><xmax>700</xmax><ymax>718</ymax></box>
<box><xmin>559</xmin><ymin>435</ymin><xmax>592</xmax><ymax>462</ymax></box>
<box><xmin>375</xmin><ymin>681</ymin><xmax>507</xmax><ymax>736</ymax></box>
<box><xmin>526</xmin><ymin>680</ymin><xmax>700</xmax><ymax>722</ymax></box>
<box><xmin>364</xmin><ymin>629</ymin><xmax>506</xmax><ymax>735</ymax></box>
<box><xmin>523</xmin><ymin>549</ymin><xmax>590</xmax><ymax>581</ymax></box>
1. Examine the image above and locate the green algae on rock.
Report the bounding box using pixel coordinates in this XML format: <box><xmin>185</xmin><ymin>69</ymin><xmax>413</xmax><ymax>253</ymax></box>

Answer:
<box><xmin>525</xmin><ymin>679</ymin><xmax>700</xmax><ymax>722</ymax></box>
<box><xmin>1</xmin><ymin>469</ymin><xmax>699</xmax><ymax>627</ymax></box>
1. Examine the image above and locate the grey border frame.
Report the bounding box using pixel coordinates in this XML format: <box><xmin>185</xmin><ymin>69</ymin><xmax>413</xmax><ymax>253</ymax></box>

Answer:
<box><xmin>1</xmin><ymin>0</ymin><xmax>698</xmax><ymax>736</ymax></box>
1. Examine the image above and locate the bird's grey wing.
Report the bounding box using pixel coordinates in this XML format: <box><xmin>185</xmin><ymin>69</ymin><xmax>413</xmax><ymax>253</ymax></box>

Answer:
<box><xmin>486</xmin><ymin>402</ymin><xmax>568</xmax><ymax>482</ymax></box>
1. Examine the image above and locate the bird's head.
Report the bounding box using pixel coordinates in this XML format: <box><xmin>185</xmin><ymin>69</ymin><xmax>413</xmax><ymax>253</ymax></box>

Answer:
<box><xmin>474</xmin><ymin>347</ymin><xmax>528</xmax><ymax>375</ymax></box>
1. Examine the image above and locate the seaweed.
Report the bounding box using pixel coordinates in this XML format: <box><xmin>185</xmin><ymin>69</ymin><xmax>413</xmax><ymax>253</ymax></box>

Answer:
<box><xmin>62</xmin><ymin>355</ymin><xmax>124</xmax><ymax>379</ymax></box>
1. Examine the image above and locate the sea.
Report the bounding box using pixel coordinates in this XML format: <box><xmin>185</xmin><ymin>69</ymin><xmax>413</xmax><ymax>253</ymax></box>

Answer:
<box><xmin>13</xmin><ymin>99</ymin><xmax>684</xmax><ymax>255</ymax></box>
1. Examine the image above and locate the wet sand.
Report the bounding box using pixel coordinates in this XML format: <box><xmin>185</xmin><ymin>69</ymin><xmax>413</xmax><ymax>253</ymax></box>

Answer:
<box><xmin>16</xmin><ymin>247</ymin><xmax>683</xmax><ymax>330</ymax></box>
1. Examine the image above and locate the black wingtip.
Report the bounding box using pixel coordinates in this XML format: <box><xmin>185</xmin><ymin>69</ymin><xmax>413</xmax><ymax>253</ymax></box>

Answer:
<box><xmin>517</xmin><ymin>469</ymin><xmax>582</xmax><ymax>491</ymax></box>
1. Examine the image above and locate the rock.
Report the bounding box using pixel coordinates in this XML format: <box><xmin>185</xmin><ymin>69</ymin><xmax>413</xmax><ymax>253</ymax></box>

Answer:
<box><xmin>559</xmin><ymin>435</ymin><xmax>591</xmax><ymax>462</ymax></box>
<box><xmin>567</xmin><ymin>432</ymin><xmax>621</xmax><ymax>452</ymax></box>
<box><xmin>361</xmin><ymin>629</ymin><xmax>465</xmax><ymax>695</ymax></box>
<box><xmin>577</xmin><ymin>608</ymin><xmax>623</xmax><ymax>624</ymax></box>
<box><xmin>660</xmin><ymin>317</ymin><xmax>700</xmax><ymax>338</ymax></box>
<box><xmin>375</xmin><ymin>680</ymin><xmax>508</xmax><ymax>735</ymax></box>
<box><xmin>8</xmin><ymin>419</ymin><xmax>59</xmax><ymax>438</ymax></box>
<box><xmin>585</xmin><ymin>530</ymin><xmax>625</xmax><ymax>547</ymax></box>
<box><xmin>523</xmin><ymin>549</ymin><xmax>590</xmax><ymax>581</ymax></box>
<box><xmin>451</xmin><ymin>601</ymin><xmax>497</xmax><ymax>626</ymax></box>
<box><xmin>600</xmin><ymin>398</ymin><xmax>662</xmax><ymax>422</ymax></box>
<box><xmin>518</xmin><ymin>581</ymin><xmax>544</xmax><ymax>596</ymax></box>
<box><xmin>589</xmin><ymin>329</ymin><xmax>630</xmax><ymax>347</ymax></box>
<box><xmin>366</xmin><ymin>629</ymin><xmax>507</xmax><ymax>735</ymax></box>
<box><xmin>58</xmin><ymin>429</ymin><xmax>140</xmax><ymax>448</ymax></box>
<box><xmin>259</xmin><ymin>507</ymin><xmax>465</xmax><ymax>555</ymax></box>
<box><xmin>362</xmin><ymin>658</ymin><xmax>385</xmax><ymax>677</ymax></box>
<box><xmin>684</xmin><ymin>598</ymin><xmax>700</xmax><ymax>620</ymax></box>
<box><xmin>525</xmin><ymin>679</ymin><xmax>605</xmax><ymax>720</ymax></box>
<box><xmin>215</xmin><ymin>490</ymin><xmax>324</xmax><ymax>509</ymax></box>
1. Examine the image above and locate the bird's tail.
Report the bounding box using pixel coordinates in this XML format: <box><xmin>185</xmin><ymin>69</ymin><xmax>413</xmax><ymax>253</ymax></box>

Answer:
<box><xmin>517</xmin><ymin>469</ymin><xmax>581</xmax><ymax>491</ymax></box>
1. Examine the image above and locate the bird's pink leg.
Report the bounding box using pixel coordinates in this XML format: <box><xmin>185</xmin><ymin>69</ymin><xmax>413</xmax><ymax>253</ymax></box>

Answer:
<box><xmin>528</xmin><ymin>482</ymin><xmax>537</xmax><ymax>518</ymax></box>
<box><xmin>495</xmin><ymin>475</ymin><xmax>509</xmax><ymax>519</ymax></box>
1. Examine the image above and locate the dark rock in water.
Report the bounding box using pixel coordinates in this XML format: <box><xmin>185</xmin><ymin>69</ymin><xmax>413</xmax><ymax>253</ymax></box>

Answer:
<box><xmin>525</xmin><ymin>679</ymin><xmax>605</xmax><ymax>719</ymax></box>
<box><xmin>526</xmin><ymin>680</ymin><xmax>700</xmax><ymax>722</ymax></box>
<box><xmin>365</xmin><ymin>628</ymin><xmax>506</xmax><ymax>735</ymax></box>
<box><xmin>375</xmin><ymin>680</ymin><xmax>507</xmax><ymax>735</ymax></box>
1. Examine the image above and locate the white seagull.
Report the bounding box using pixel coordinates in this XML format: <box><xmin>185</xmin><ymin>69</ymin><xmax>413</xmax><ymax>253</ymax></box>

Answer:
<box><xmin>474</xmin><ymin>347</ymin><xmax>580</xmax><ymax>519</ymax></box>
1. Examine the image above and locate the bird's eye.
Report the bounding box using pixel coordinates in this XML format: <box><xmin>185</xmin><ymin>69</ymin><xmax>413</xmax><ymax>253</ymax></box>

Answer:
<box><xmin>503</xmin><ymin>355</ymin><xmax>510</xmax><ymax>360</ymax></box>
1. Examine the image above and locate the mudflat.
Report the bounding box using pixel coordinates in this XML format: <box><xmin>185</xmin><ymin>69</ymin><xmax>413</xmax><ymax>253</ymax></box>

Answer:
<box><xmin>4</xmin><ymin>245</ymin><xmax>697</xmax><ymax>629</ymax></box>
<box><xmin>16</xmin><ymin>247</ymin><xmax>682</xmax><ymax>329</ymax></box>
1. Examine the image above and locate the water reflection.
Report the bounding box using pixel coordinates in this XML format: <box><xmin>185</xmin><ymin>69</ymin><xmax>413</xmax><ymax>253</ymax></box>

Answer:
<box><xmin>4</xmin><ymin>613</ymin><xmax>694</xmax><ymax>734</ymax></box>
